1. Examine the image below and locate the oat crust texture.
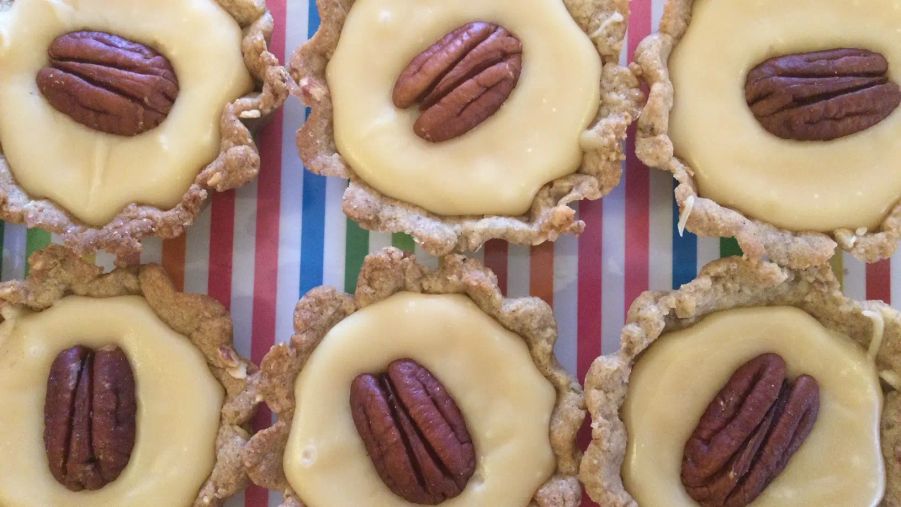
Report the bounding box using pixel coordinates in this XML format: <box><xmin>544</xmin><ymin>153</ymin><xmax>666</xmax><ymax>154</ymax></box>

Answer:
<box><xmin>292</xmin><ymin>0</ymin><xmax>643</xmax><ymax>256</ymax></box>
<box><xmin>242</xmin><ymin>247</ymin><xmax>585</xmax><ymax>507</ymax></box>
<box><xmin>0</xmin><ymin>0</ymin><xmax>291</xmax><ymax>263</ymax></box>
<box><xmin>579</xmin><ymin>256</ymin><xmax>901</xmax><ymax>506</ymax></box>
<box><xmin>0</xmin><ymin>245</ymin><xmax>260</xmax><ymax>507</ymax></box>
<box><xmin>633</xmin><ymin>0</ymin><xmax>901</xmax><ymax>269</ymax></box>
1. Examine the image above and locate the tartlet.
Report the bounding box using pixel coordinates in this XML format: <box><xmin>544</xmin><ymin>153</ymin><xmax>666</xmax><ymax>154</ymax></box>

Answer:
<box><xmin>0</xmin><ymin>245</ymin><xmax>258</xmax><ymax>507</ymax></box>
<box><xmin>243</xmin><ymin>248</ymin><xmax>585</xmax><ymax>506</ymax></box>
<box><xmin>293</xmin><ymin>0</ymin><xmax>642</xmax><ymax>256</ymax></box>
<box><xmin>634</xmin><ymin>0</ymin><xmax>901</xmax><ymax>268</ymax></box>
<box><xmin>0</xmin><ymin>0</ymin><xmax>290</xmax><ymax>261</ymax></box>
<box><xmin>580</xmin><ymin>256</ymin><xmax>900</xmax><ymax>506</ymax></box>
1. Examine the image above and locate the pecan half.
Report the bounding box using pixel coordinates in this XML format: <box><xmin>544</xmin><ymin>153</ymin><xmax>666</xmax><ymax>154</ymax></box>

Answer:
<box><xmin>746</xmin><ymin>48</ymin><xmax>901</xmax><ymax>141</ymax></box>
<box><xmin>349</xmin><ymin>359</ymin><xmax>475</xmax><ymax>504</ymax></box>
<box><xmin>36</xmin><ymin>31</ymin><xmax>179</xmax><ymax>137</ymax></box>
<box><xmin>44</xmin><ymin>345</ymin><xmax>137</xmax><ymax>491</ymax></box>
<box><xmin>681</xmin><ymin>353</ymin><xmax>819</xmax><ymax>507</ymax></box>
<box><xmin>393</xmin><ymin>22</ymin><xmax>523</xmax><ymax>143</ymax></box>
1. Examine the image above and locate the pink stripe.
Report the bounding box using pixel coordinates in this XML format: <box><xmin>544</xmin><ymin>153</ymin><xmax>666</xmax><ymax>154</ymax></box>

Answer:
<box><xmin>623</xmin><ymin>0</ymin><xmax>652</xmax><ymax>318</ymax></box>
<box><xmin>208</xmin><ymin>191</ymin><xmax>236</xmax><ymax>310</ymax></box>
<box><xmin>577</xmin><ymin>199</ymin><xmax>602</xmax><ymax>507</ymax></box>
<box><xmin>482</xmin><ymin>239</ymin><xmax>509</xmax><ymax>295</ymax></box>
<box><xmin>866</xmin><ymin>260</ymin><xmax>892</xmax><ymax>303</ymax></box>
<box><xmin>577</xmin><ymin>199</ymin><xmax>604</xmax><ymax>375</ymax></box>
<box><xmin>245</xmin><ymin>0</ymin><xmax>287</xmax><ymax>505</ymax></box>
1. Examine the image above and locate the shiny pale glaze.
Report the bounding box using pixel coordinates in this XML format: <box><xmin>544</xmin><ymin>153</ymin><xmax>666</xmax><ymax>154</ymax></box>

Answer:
<box><xmin>624</xmin><ymin>306</ymin><xmax>884</xmax><ymax>506</ymax></box>
<box><xmin>0</xmin><ymin>296</ymin><xmax>223</xmax><ymax>507</ymax></box>
<box><xmin>284</xmin><ymin>292</ymin><xmax>557</xmax><ymax>506</ymax></box>
<box><xmin>0</xmin><ymin>0</ymin><xmax>252</xmax><ymax>225</ymax></box>
<box><xmin>328</xmin><ymin>0</ymin><xmax>601</xmax><ymax>217</ymax></box>
<box><xmin>670</xmin><ymin>0</ymin><xmax>901</xmax><ymax>232</ymax></box>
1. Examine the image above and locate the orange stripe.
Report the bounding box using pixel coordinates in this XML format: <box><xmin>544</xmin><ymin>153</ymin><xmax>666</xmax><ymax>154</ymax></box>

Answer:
<box><xmin>161</xmin><ymin>235</ymin><xmax>186</xmax><ymax>291</ymax></box>
<box><xmin>530</xmin><ymin>242</ymin><xmax>555</xmax><ymax>306</ymax></box>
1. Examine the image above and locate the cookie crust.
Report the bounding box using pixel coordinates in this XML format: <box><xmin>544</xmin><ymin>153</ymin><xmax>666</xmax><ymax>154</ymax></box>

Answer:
<box><xmin>633</xmin><ymin>0</ymin><xmax>901</xmax><ymax>269</ymax></box>
<box><xmin>0</xmin><ymin>245</ymin><xmax>259</xmax><ymax>507</ymax></box>
<box><xmin>292</xmin><ymin>0</ymin><xmax>642</xmax><ymax>256</ymax></box>
<box><xmin>0</xmin><ymin>0</ymin><xmax>291</xmax><ymax>262</ymax></box>
<box><xmin>243</xmin><ymin>248</ymin><xmax>585</xmax><ymax>506</ymax></box>
<box><xmin>579</xmin><ymin>256</ymin><xmax>901</xmax><ymax>506</ymax></box>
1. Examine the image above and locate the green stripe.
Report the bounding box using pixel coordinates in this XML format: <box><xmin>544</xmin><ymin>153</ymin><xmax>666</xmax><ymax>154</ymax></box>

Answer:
<box><xmin>391</xmin><ymin>233</ymin><xmax>415</xmax><ymax>253</ymax></box>
<box><xmin>829</xmin><ymin>252</ymin><xmax>844</xmax><ymax>289</ymax></box>
<box><xmin>25</xmin><ymin>228</ymin><xmax>51</xmax><ymax>275</ymax></box>
<box><xmin>344</xmin><ymin>219</ymin><xmax>369</xmax><ymax>293</ymax></box>
<box><xmin>719</xmin><ymin>237</ymin><xmax>743</xmax><ymax>258</ymax></box>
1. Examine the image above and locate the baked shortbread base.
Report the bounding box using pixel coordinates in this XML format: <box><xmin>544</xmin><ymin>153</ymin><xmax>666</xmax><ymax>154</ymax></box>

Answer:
<box><xmin>242</xmin><ymin>248</ymin><xmax>585</xmax><ymax>506</ymax></box>
<box><xmin>0</xmin><ymin>0</ymin><xmax>291</xmax><ymax>262</ymax></box>
<box><xmin>292</xmin><ymin>0</ymin><xmax>642</xmax><ymax>256</ymax></box>
<box><xmin>633</xmin><ymin>0</ymin><xmax>901</xmax><ymax>268</ymax></box>
<box><xmin>579</xmin><ymin>256</ymin><xmax>901</xmax><ymax>506</ymax></box>
<box><xmin>0</xmin><ymin>245</ymin><xmax>259</xmax><ymax>507</ymax></box>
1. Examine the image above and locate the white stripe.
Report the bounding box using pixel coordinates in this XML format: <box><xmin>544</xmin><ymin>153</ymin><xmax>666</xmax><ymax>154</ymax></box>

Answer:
<box><xmin>413</xmin><ymin>245</ymin><xmax>438</xmax><ymax>270</ymax></box>
<box><xmin>184</xmin><ymin>204</ymin><xmax>212</xmax><ymax>295</ymax></box>
<box><xmin>553</xmin><ymin>234</ymin><xmax>579</xmax><ymax>376</ymax></box>
<box><xmin>506</xmin><ymin>245</ymin><xmax>531</xmax><ymax>298</ymax></box>
<box><xmin>140</xmin><ymin>237</ymin><xmax>163</xmax><ymax>265</ymax></box>
<box><xmin>843</xmin><ymin>253</ymin><xmax>867</xmax><ymax>301</ymax></box>
<box><xmin>696</xmin><ymin>237</ymin><xmax>720</xmax><ymax>272</ymax></box>
<box><xmin>368</xmin><ymin>232</ymin><xmax>392</xmax><ymax>253</ymax></box>
<box><xmin>2</xmin><ymin>223</ymin><xmax>26</xmax><ymax>281</ymax></box>
<box><xmin>652</xmin><ymin>0</ymin><xmax>665</xmax><ymax>31</ymax></box>
<box><xmin>601</xmin><ymin>178</ymin><xmax>626</xmax><ymax>354</ymax></box>
<box><xmin>230</xmin><ymin>180</ymin><xmax>259</xmax><ymax>359</ymax></box>
<box><xmin>95</xmin><ymin>251</ymin><xmax>117</xmax><ymax>272</ymax></box>
<box><xmin>891</xmin><ymin>251</ymin><xmax>901</xmax><ymax>308</ymax></box>
<box><xmin>648</xmin><ymin>170</ymin><xmax>673</xmax><ymax>290</ymax></box>
<box><xmin>322</xmin><ymin>178</ymin><xmax>348</xmax><ymax>289</ymax></box>
<box><xmin>223</xmin><ymin>493</ymin><xmax>244</xmax><ymax>507</ymax></box>
<box><xmin>275</xmin><ymin>96</ymin><xmax>305</xmax><ymax>345</ymax></box>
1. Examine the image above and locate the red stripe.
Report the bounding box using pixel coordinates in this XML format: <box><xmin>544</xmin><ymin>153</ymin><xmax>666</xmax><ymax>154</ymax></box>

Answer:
<box><xmin>161</xmin><ymin>235</ymin><xmax>186</xmax><ymax>291</ymax></box>
<box><xmin>577</xmin><ymin>199</ymin><xmax>603</xmax><ymax>507</ymax></box>
<box><xmin>208</xmin><ymin>190</ymin><xmax>236</xmax><ymax>310</ymax></box>
<box><xmin>866</xmin><ymin>259</ymin><xmax>891</xmax><ymax>303</ymax></box>
<box><xmin>623</xmin><ymin>0</ymin><xmax>652</xmax><ymax>319</ymax></box>
<box><xmin>530</xmin><ymin>242</ymin><xmax>555</xmax><ymax>306</ymax></box>
<box><xmin>482</xmin><ymin>239</ymin><xmax>509</xmax><ymax>295</ymax></box>
<box><xmin>245</xmin><ymin>0</ymin><xmax>287</xmax><ymax>505</ymax></box>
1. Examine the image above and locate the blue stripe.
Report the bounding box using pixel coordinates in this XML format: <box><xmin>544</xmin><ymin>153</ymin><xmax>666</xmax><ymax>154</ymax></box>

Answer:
<box><xmin>671</xmin><ymin>180</ymin><xmax>697</xmax><ymax>289</ymax></box>
<box><xmin>299</xmin><ymin>2</ymin><xmax>325</xmax><ymax>294</ymax></box>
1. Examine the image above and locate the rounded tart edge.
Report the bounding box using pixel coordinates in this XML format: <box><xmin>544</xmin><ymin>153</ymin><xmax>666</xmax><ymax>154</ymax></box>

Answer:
<box><xmin>0</xmin><ymin>0</ymin><xmax>292</xmax><ymax>263</ymax></box>
<box><xmin>290</xmin><ymin>0</ymin><xmax>644</xmax><ymax>256</ymax></box>
<box><xmin>579</xmin><ymin>255</ymin><xmax>901</xmax><ymax>506</ymax></box>
<box><xmin>0</xmin><ymin>244</ymin><xmax>260</xmax><ymax>507</ymax></box>
<box><xmin>242</xmin><ymin>247</ymin><xmax>586</xmax><ymax>507</ymax></box>
<box><xmin>632</xmin><ymin>0</ymin><xmax>901</xmax><ymax>269</ymax></box>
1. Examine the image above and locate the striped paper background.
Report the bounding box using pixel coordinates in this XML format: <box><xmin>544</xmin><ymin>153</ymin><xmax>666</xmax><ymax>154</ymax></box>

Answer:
<box><xmin>2</xmin><ymin>0</ymin><xmax>895</xmax><ymax>505</ymax></box>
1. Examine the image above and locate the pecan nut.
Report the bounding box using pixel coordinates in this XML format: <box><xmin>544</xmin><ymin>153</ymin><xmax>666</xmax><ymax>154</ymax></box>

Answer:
<box><xmin>44</xmin><ymin>345</ymin><xmax>137</xmax><ymax>491</ymax></box>
<box><xmin>36</xmin><ymin>31</ymin><xmax>179</xmax><ymax>137</ymax></box>
<box><xmin>350</xmin><ymin>359</ymin><xmax>475</xmax><ymax>504</ymax></box>
<box><xmin>681</xmin><ymin>353</ymin><xmax>820</xmax><ymax>507</ymax></box>
<box><xmin>746</xmin><ymin>48</ymin><xmax>901</xmax><ymax>141</ymax></box>
<box><xmin>393</xmin><ymin>22</ymin><xmax>523</xmax><ymax>143</ymax></box>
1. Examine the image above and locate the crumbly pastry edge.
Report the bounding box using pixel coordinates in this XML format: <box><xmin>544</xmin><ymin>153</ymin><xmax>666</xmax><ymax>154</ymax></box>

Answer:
<box><xmin>242</xmin><ymin>247</ymin><xmax>586</xmax><ymax>507</ymax></box>
<box><xmin>632</xmin><ymin>0</ymin><xmax>901</xmax><ymax>269</ymax></box>
<box><xmin>578</xmin><ymin>256</ymin><xmax>901</xmax><ymax>506</ymax></box>
<box><xmin>0</xmin><ymin>0</ymin><xmax>292</xmax><ymax>263</ymax></box>
<box><xmin>0</xmin><ymin>245</ymin><xmax>260</xmax><ymax>507</ymax></box>
<box><xmin>290</xmin><ymin>0</ymin><xmax>643</xmax><ymax>256</ymax></box>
